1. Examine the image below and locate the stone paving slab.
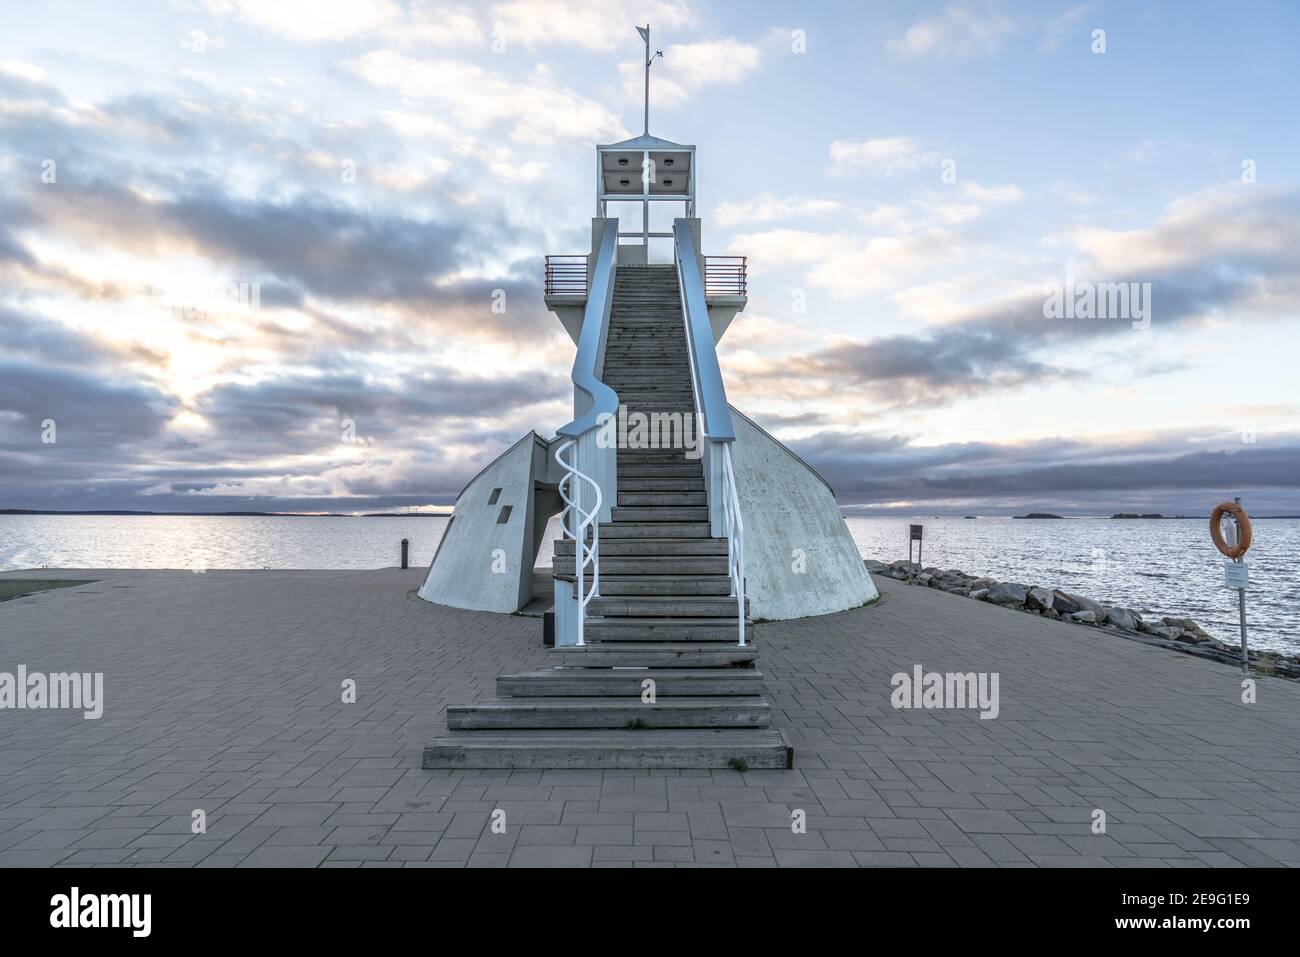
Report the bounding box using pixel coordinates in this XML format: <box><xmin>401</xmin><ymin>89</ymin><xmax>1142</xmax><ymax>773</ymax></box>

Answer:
<box><xmin>1</xmin><ymin>567</ymin><xmax>1298</xmax><ymax>867</ymax></box>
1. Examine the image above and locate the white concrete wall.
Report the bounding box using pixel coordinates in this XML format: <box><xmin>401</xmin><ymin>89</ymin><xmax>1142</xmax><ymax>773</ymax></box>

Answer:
<box><xmin>418</xmin><ymin>434</ymin><xmax>536</xmax><ymax>613</ymax></box>
<box><xmin>729</xmin><ymin>409</ymin><xmax>878</xmax><ymax>620</ymax></box>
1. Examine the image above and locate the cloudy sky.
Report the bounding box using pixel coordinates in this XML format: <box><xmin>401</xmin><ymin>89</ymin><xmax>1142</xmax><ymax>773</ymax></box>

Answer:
<box><xmin>1</xmin><ymin>0</ymin><xmax>1297</xmax><ymax>515</ymax></box>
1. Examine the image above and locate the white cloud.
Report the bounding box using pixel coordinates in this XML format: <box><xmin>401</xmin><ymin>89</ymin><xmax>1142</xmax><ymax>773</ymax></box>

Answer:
<box><xmin>729</xmin><ymin>227</ymin><xmax>963</xmax><ymax>296</ymax></box>
<box><xmin>714</xmin><ymin>194</ymin><xmax>843</xmax><ymax>227</ymax></box>
<box><xmin>490</xmin><ymin>0</ymin><xmax>694</xmax><ymax>51</ymax></box>
<box><xmin>378</xmin><ymin>5</ymin><xmax>484</xmax><ymax>47</ymax></box>
<box><xmin>1042</xmin><ymin>2</ymin><xmax>1094</xmax><ymax>52</ymax></box>
<box><xmin>887</xmin><ymin>5</ymin><xmax>1018</xmax><ymax>58</ymax></box>
<box><xmin>202</xmin><ymin>0</ymin><xmax>400</xmax><ymax>42</ymax></box>
<box><xmin>348</xmin><ymin>51</ymin><xmax>624</xmax><ymax>144</ymax></box>
<box><xmin>0</xmin><ymin>60</ymin><xmax>46</xmax><ymax>83</ymax></box>
<box><xmin>180</xmin><ymin>29</ymin><xmax>225</xmax><ymax>53</ymax></box>
<box><xmin>961</xmin><ymin>181</ymin><xmax>1024</xmax><ymax>203</ymax></box>
<box><xmin>1070</xmin><ymin>186</ymin><xmax>1300</xmax><ymax>276</ymax></box>
<box><xmin>618</xmin><ymin>37</ymin><xmax>763</xmax><ymax>109</ymax></box>
<box><xmin>828</xmin><ymin>136</ymin><xmax>939</xmax><ymax>175</ymax></box>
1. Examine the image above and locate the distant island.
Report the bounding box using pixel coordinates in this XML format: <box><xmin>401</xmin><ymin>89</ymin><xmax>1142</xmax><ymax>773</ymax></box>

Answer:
<box><xmin>1112</xmin><ymin>512</ymin><xmax>1164</xmax><ymax>519</ymax></box>
<box><xmin>963</xmin><ymin>515</ymin><xmax>977</xmax><ymax>519</ymax></box>
<box><xmin>1013</xmin><ymin>512</ymin><xmax>1064</xmax><ymax>519</ymax></box>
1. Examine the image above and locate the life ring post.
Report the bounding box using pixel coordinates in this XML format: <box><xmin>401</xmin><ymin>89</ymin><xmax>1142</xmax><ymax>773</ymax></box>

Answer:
<box><xmin>1210</xmin><ymin>497</ymin><xmax>1251</xmax><ymax>674</ymax></box>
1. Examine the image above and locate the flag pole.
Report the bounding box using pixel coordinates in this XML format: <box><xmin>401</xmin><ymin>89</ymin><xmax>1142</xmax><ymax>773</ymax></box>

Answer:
<box><xmin>641</xmin><ymin>24</ymin><xmax>650</xmax><ymax>136</ymax></box>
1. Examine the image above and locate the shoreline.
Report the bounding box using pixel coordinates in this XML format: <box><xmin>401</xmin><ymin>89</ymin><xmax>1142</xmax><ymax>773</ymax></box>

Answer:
<box><xmin>866</xmin><ymin>558</ymin><xmax>1300</xmax><ymax>680</ymax></box>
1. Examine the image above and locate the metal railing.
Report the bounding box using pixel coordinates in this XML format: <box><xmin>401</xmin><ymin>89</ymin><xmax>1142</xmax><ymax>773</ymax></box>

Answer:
<box><xmin>674</xmin><ymin>220</ymin><xmax>746</xmax><ymax>646</ymax></box>
<box><xmin>545</xmin><ymin>255</ymin><xmax>588</xmax><ymax>296</ymax></box>
<box><xmin>719</xmin><ymin>442</ymin><xmax>746</xmax><ymax>647</ymax></box>
<box><xmin>704</xmin><ymin>256</ymin><xmax>747</xmax><ymax>297</ymax></box>
<box><xmin>555</xmin><ymin>439</ymin><xmax>601</xmax><ymax>647</ymax></box>
<box><xmin>553</xmin><ymin>218</ymin><xmax>620</xmax><ymax>646</ymax></box>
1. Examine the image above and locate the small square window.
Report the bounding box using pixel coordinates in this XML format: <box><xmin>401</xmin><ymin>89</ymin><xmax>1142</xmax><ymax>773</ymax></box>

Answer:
<box><xmin>496</xmin><ymin>505</ymin><xmax>513</xmax><ymax>524</ymax></box>
<box><xmin>488</xmin><ymin>487</ymin><xmax>502</xmax><ymax>505</ymax></box>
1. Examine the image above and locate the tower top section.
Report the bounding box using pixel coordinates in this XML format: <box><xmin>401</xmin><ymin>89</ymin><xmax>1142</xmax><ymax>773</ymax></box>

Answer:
<box><xmin>591</xmin><ymin>26</ymin><xmax>696</xmax><ymax>260</ymax></box>
<box><xmin>595</xmin><ymin>134</ymin><xmax>695</xmax><ymax>218</ymax></box>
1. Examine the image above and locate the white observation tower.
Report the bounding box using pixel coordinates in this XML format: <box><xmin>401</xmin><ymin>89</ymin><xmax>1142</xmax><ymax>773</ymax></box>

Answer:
<box><xmin>420</xmin><ymin>27</ymin><xmax>876</xmax><ymax>769</ymax></box>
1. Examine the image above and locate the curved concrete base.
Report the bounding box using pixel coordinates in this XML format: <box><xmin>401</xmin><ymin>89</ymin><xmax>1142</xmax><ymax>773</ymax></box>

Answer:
<box><xmin>729</xmin><ymin>408</ymin><xmax>878</xmax><ymax>620</ymax></box>
<box><xmin>417</xmin><ymin>432</ymin><xmax>558</xmax><ymax>613</ymax></box>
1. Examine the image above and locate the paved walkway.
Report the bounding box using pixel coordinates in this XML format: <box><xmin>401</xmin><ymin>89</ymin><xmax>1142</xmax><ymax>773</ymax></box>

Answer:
<box><xmin>1</xmin><ymin>567</ymin><xmax>1297</xmax><ymax>868</ymax></box>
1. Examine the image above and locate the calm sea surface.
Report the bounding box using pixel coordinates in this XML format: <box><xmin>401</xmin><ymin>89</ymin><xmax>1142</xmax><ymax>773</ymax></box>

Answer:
<box><xmin>2</xmin><ymin>514</ymin><xmax>1296</xmax><ymax>655</ymax></box>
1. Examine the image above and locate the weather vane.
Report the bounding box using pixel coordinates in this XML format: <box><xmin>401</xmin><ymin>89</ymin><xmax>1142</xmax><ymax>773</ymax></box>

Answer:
<box><xmin>636</xmin><ymin>24</ymin><xmax>663</xmax><ymax>137</ymax></box>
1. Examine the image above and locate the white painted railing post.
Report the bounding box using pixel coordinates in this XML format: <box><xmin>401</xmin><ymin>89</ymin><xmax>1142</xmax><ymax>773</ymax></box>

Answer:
<box><xmin>556</xmin><ymin>439</ymin><xmax>602</xmax><ymax>647</ymax></box>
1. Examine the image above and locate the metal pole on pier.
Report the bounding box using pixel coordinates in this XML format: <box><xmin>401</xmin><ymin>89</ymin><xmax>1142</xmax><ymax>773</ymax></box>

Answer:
<box><xmin>1233</xmin><ymin>497</ymin><xmax>1248</xmax><ymax>674</ymax></box>
<box><xmin>401</xmin><ymin>538</ymin><xmax>409</xmax><ymax>570</ymax></box>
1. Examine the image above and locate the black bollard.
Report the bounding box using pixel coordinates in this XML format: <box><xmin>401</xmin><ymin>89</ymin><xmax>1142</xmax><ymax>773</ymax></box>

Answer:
<box><xmin>400</xmin><ymin>538</ymin><xmax>409</xmax><ymax>569</ymax></box>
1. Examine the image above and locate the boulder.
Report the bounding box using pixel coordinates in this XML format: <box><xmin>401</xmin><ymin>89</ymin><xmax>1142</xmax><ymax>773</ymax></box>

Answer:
<box><xmin>1050</xmin><ymin>590</ymin><xmax>1081</xmax><ymax>616</ymax></box>
<box><xmin>1062</xmin><ymin>592</ymin><xmax>1108</xmax><ymax>623</ymax></box>
<box><xmin>1025</xmin><ymin>587</ymin><xmax>1053</xmax><ymax>611</ymax></box>
<box><xmin>1162</xmin><ymin>617</ymin><xmax>1212</xmax><ymax>642</ymax></box>
<box><xmin>1147</xmin><ymin>625</ymin><xmax>1183</xmax><ymax>641</ymax></box>
<box><xmin>1069</xmin><ymin>610</ymin><xmax>1102</xmax><ymax>624</ymax></box>
<box><xmin>917</xmin><ymin>573</ymin><xmax>933</xmax><ymax>586</ymax></box>
<box><xmin>1107</xmin><ymin>607</ymin><xmax>1143</xmax><ymax>632</ymax></box>
<box><xmin>865</xmin><ymin>559</ymin><xmax>886</xmax><ymax>573</ymax></box>
<box><xmin>987</xmin><ymin>582</ymin><xmax>1028</xmax><ymax>605</ymax></box>
<box><xmin>969</xmin><ymin>588</ymin><xmax>990</xmax><ymax>601</ymax></box>
<box><xmin>969</xmin><ymin>577</ymin><xmax>998</xmax><ymax>591</ymax></box>
<box><xmin>886</xmin><ymin>560</ymin><xmax>917</xmax><ymax>579</ymax></box>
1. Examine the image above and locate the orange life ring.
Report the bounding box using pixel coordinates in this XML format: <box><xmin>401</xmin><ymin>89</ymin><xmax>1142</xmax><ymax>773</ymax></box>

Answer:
<box><xmin>1209</xmin><ymin>502</ymin><xmax>1252</xmax><ymax>559</ymax></box>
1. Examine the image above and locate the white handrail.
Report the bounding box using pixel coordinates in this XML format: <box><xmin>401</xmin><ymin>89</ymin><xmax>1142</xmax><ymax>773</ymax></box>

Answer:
<box><xmin>555</xmin><ymin>439</ymin><xmax>601</xmax><ymax>647</ymax></box>
<box><xmin>673</xmin><ymin>219</ymin><xmax>746</xmax><ymax>647</ymax></box>
<box><xmin>720</xmin><ymin>442</ymin><xmax>746</xmax><ymax>647</ymax></box>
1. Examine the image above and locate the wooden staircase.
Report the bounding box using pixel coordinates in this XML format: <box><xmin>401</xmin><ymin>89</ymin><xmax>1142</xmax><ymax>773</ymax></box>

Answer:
<box><xmin>422</xmin><ymin>265</ymin><xmax>791</xmax><ymax>770</ymax></box>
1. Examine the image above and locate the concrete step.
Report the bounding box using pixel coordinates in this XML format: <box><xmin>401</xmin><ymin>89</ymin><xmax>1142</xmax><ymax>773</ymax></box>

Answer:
<box><xmin>614</xmin><ymin>477</ymin><xmax>705</xmax><ymax>491</ymax></box>
<box><xmin>617</xmin><ymin>492</ymin><xmax>707</xmax><ymax>507</ymax></box>
<box><xmin>555</xmin><ymin>537</ymin><xmax>726</xmax><ymax>556</ymax></box>
<box><xmin>612</xmin><ymin>506</ymin><xmax>709</xmax><ymax>522</ymax></box>
<box><xmin>497</xmin><ymin>669</ymin><xmax>764</xmax><ymax>697</ymax></box>
<box><xmin>590</xmin><ymin>595</ymin><xmax>746</xmax><ymax>618</ymax></box>
<box><xmin>422</xmin><ymin>729</ymin><xmax>792</xmax><ymax>770</ymax></box>
<box><xmin>608</xmin><ymin>378</ymin><xmax>688</xmax><ymax>383</ymax></box>
<box><xmin>591</xmin><ymin>575</ymin><xmax>732</xmax><ymax>596</ymax></box>
<box><xmin>606</xmin><ymin>362</ymin><xmax>689</xmax><ymax>367</ymax></box>
<box><xmin>553</xmin><ymin>557</ymin><xmax>729</xmax><ymax>577</ymax></box>
<box><xmin>604</xmin><ymin>337</ymin><xmax>683</xmax><ymax>343</ymax></box>
<box><xmin>547</xmin><ymin>643</ymin><xmax>758</xmax><ymax>668</ymax></box>
<box><xmin>615</xmin><ymin>456</ymin><xmax>700</xmax><ymax>466</ymax></box>
<box><xmin>588</xmin><ymin>617</ymin><xmax>751</xmax><ymax>642</ymax></box>
<box><xmin>599</xmin><ymin>522</ymin><xmax>711</xmax><ymax>539</ymax></box>
<box><xmin>605</xmin><ymin>378</ymin><xmax>693</xmax><ymax>387</ymax></box>
<box><xmin>618</xmin><ymin>465</ymin><xmax>704</xmax><ymax>477</ymax></box>
<box><xmin>447</xmin><ymin>696</ymin><xmax>769</xmax><ymax>730</ymax></box>
<box><xmin>615</xmin><ymin>448</ymin><xmax>699</xmax><ymax>458</ymax></box>
<box><xmin>610</xmin><ymin>386</ymin><xmax>692</xmax><ymax>392</ymax></box>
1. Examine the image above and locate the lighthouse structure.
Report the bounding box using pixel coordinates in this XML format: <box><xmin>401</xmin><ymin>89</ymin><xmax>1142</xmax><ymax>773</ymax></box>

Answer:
<box><xmin>420</xmin><ymin>27</ymin><xmax>875</xmax><ymax>769</ymax></box>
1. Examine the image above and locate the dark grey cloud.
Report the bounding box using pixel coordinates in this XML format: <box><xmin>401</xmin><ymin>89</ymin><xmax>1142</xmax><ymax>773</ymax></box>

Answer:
<box><xmin>790</xmin><ymin>329</ymin><xmax>1069</xmax><ymax>406</ymax></box>
<box><xmin>784</xmin><ymin>426</ymin><xmax>1300</xmax><ymax>512</ymax></box>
